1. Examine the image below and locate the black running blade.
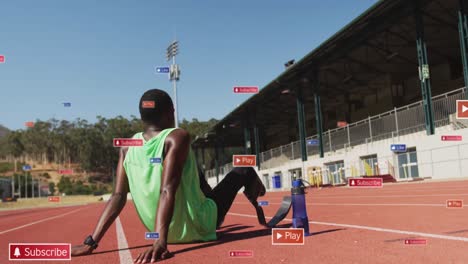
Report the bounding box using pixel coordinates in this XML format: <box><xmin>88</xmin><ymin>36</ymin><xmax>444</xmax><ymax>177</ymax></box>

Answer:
<box><xmin>266</xmin><ymin>196</ymin><xmax>292</xmax><ymax>228</ymax></box>
<box><xmin>250</xmin><ymin>195</ymin><xmax>292</xmax><ymax>227</ymax></box>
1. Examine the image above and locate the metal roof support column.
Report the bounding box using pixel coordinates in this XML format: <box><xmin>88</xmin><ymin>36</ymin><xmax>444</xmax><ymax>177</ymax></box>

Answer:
<box><xmin>253</xmin><ymin>125</ymin><xmax>261</xmax><ymax>170</ymax></box>
<box><xmin>194</xmin><ymin>147</ymin><xmax>200</xmax><ymax>168</ymax></box>
<box><xmin>201</xmin><ymin>147</ymin><xmax>206</xmax><ymax>171</ymax></box>
<box><xmin>313</xmin><ymin>76</ymin><xmax>325</xmax><ymax>158</ymax></box>
<box><xmin>296</xmin><ymin>86</ymin><xmax>308</xmax><ymax>162</ymax></box>
<box><xmin>219</xmin><ymin>137</ymin><xmax>225</xmax><ymax>175</ymax></box>
<box><xmin>458</xmin><ymin>0</ymin><xmax>468</xmax><ymax>96</ymax></box>
<box><xmin>414</xmin><ymin>1</ymin><xmax>435</xmax><ymax>135</ymax></box>
<box><xmin>243</xmin><ymin>125</ymin><xmax>252</xmax><ymax>154</ymax></box>
<box><xmin>214</xmin><ymin>142</ymin><xmax>219</xmax><ymax>184</ymax></box>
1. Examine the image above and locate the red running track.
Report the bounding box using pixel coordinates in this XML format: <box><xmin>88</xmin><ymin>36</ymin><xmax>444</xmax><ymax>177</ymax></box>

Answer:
<box><xmin>2</xmin><ymin>179</ymin><xmax>468</xmax><ymax>263</ymax></box>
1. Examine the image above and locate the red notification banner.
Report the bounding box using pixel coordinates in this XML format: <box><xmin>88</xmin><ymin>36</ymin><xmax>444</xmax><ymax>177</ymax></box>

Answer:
<box><xmin>113</xmin><ymin>138</ymin><xmax>143</xmax><ymax>147</ymax></box>
<box><xmin>272</xmin><ymin>228</ymin><xmax>304</xmax><ymax>245</ymax></box>
<box><xmin>456</xmin><ymin>100</ymin><xmax>468</xmax><ymax>119</ymax></box>
<box><xmin>404</xmin><ymin>239</ymin><xmax>427</xmax><ymax>245</ymax></box>
<box><xmin>232</xmin><ymin>155</ymin><xmax>257</xmax><ymax>167</ymax></box>
<box><xmin>447</xmin><ymin>199</ymin><xmax>463</xmax><ymax>208</ymax></box>
<box><xmin>141</xmin><ymin>101</ymin><xmax>155</xmax><ymax>108</ymax></box>
<box><xmin>48</xmin><ymin>196</ymin><xmax>60</xmax><ymax>202</ymax></box>
<box><xmin>229</xmin><ymin>250</ymin><xmax>253</xmax><ymax>257</ymax></box>
<box><xmin>233</xmin><ymin>86</ymin><xmax>259</xmax><ymax>94</ymax></box>
<box><xmin>349</xmin><ymin>178</ymin><xmax>383</xmax><ymax>188</ymax></box>
<box><xmin>441</xmin><ymin>135</ymin><xmax>462</xmax><ymax>141</ymax></box>
<box><xmin>58</xmin><ymin>169</ymin><xmax>73</xmax><ymax>175</ymax></box>
<box><xmin>9</xmin><ymin>243</ymin><xmax>71</xmax><ymax>260</ymax></box>
<box><xmin>337</xmin><ymin>121</ymin><xmax>348</xmax><ymax>128</ymax></box>
<box><xmin>25</xmin><ymin>121</ymin><xmax>34</xmax><ymax>128</ymax></box>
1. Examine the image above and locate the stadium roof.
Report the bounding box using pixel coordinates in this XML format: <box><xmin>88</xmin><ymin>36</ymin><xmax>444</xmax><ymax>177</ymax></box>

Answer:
<box><xmin>193</xmin><ymin>0</ymin><xmax>462</xmax><ymax>151</ymax></box>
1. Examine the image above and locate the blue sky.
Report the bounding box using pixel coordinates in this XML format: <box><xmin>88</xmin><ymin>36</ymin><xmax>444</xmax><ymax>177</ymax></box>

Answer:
<box><xmin>0</xmin><ymin>0</ymin><xmax>378</xmax><ymax>130</ymax></box>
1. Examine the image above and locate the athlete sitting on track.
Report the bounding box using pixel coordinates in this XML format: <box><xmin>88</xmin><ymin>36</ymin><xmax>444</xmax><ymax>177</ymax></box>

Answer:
<box><xmin>71</xmin><ymin>89</ymin><xmax>266</xmax><ymax>263</ymax></box>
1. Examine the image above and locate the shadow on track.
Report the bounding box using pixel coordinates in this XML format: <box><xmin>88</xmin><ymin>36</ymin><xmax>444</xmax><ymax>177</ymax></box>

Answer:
<box><xmin>171</xmin><ymin>225</ymin><xmax>345</xmax><ymax>256</ymax></box>
<box><xmin>86</xmin><ymin>224</ymin><xmax>345</xmax><ymax>257</ymax></box>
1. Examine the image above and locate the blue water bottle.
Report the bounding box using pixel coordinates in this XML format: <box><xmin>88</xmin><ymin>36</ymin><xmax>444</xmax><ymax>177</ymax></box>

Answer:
<box><xmin>291</xmin><ymin>179</ymin><xmax>310</xmax><ymax>236</ymax></box>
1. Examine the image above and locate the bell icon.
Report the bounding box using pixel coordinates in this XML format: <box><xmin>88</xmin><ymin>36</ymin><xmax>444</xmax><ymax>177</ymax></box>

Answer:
<box><xmin>14</xmin><ymin>247</ymin><xmax>21</xmax><ymax>258</ymax></box>
<box><xmin>351</xmin><ymin>180</ymin><xmax>355</xmax><ymax>186</ymax></box>
<box><xmin>116</xmin><ymin>140</ymin><xmax>120</xmax><ymax>145</ymax></box>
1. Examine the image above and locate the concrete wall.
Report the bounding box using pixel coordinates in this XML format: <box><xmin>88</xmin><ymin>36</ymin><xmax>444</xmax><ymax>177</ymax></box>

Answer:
<box><xmin>208</xmin><ymin>125</ymin><xmax>468</xmax><ymax>191</ymax></box>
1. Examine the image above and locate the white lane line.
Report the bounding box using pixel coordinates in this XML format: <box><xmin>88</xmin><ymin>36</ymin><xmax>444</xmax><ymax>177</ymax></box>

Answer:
<box><xmin>116</xmin><ymin>216</ymin><xmax>133</xmax><ymax>264</ymax></box>
<box><xmin>245</xmin><ymin>193</ymin><xmax>468</xmax><ymax>200</ymax></box>
<box><xmin>235</xmin><ymin>202</ymin><xmax>459</xmax><ymax>207</ymax></box>
<box><xmin>310</xmin><ymin>221</ymin><xmax>468</xmax><ymax>242</ymax></box>
<box><xmin>227</xmin><ymin>212</ymin><xmax>468</xmax><ymax>242</ymax></box>
<box><xmin>311</xmin><ymin>203</ymin><xmax>449</xmax><ymax>207</ymax></box>
<box><xmin>0</xmin><ymin>208</ymin><xmax>83</xmax><ymax>235</ymax></box>
<box><xmin>312</xmin><ymin>193</ymin><xmax>468</xmax><ymax>198</ymax></box>
<box><xmin>310</xmin><ymin>187</ymin><xmax>468</xmax><ymax>194</ymax></box>
<box><xmin>366</xmin><ymin>185</ymin><xmax>468</xmax><ymax>190</ymax></box>
<box><xmin>0</xmin><ymin>203</ymin><xmax>91</xmax><ymax>213</ymax></box>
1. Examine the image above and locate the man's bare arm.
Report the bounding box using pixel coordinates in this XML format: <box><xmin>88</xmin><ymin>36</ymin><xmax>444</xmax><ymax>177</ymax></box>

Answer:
<box><xmin>155</xmin><ymin>129</ymin><xmax>190</xmax><ymax>244</ymax></box>
<box><xmin>72</xmin><ymin>147</ymin><xmax>130</xmax><ymax>256</ymax></box>
<box><xmin>91</xmin><ymin>147</ymin><xmax>130</xmax><ymax>242</ymax></box>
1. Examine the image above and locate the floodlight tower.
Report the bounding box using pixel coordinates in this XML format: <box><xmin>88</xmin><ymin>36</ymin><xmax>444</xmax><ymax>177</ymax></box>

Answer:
<box><xmin>166</xmin><ymin>41</ymin><xmax>180</xmax><ymax>128</ymax></box>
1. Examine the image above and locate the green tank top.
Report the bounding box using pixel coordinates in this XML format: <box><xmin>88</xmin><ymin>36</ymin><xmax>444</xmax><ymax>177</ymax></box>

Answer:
<box><xmin>123</xmin><ymin>128</ymin><xmax>217</xmax><ymax>243</ymax></box>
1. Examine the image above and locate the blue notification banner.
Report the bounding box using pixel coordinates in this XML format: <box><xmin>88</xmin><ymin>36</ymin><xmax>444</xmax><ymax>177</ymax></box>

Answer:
<box><xmin>307</xmin><ymin>139</ymin><xmax>319</xmax><ymax>146</ymax></box>
<box><xmin>22</xmin><ymin>165</ymin><xmax>32</xmax><ymax>171</ymax></box>
<box><xmin>155</xmin><ymin>67</ymin><xmax>170</xmax><ymax>73</ymax></box>
<box><xmin>63</xmin><ymin>102</ymin><xmax>71</xmax><ymax>107</ymax></box>
<box><xmin>145</xmin><ymin>232</ymin><xmax>159</xmax><ymax>239</ymax></box>
<box><xmin>150</xmin><ymin>157</ymin><xmax>162</xmax><ymax>164</ymax></box>
<box><xmin>258</xmin><ymin>201</ymin><xmax>269</xmax><ymax>206</ymax></box>
<box><xmin>390</xmin><ymin>144</ymin><xmax>406</xmax><ymax>152</ymax></box>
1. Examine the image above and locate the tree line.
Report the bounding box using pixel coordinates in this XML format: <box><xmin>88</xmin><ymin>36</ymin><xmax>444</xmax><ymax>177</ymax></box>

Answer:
<box><xmin>0</xmin><ymin>116</ymin><xmax>220</xmax><ymax>176</ymax></box>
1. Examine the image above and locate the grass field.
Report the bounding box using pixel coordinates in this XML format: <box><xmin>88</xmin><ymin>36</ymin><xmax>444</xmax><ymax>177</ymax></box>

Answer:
<box><xmin>0</xmin><ymin>195</ymin><xmax>105</xmax><ymax>211</ymax></box>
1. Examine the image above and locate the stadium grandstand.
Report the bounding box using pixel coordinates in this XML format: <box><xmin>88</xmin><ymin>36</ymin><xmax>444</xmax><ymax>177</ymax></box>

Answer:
<box><xmin>193</xmin><ymin>0</ymin><xmax>468</xmax><ymax>190</ymax></box>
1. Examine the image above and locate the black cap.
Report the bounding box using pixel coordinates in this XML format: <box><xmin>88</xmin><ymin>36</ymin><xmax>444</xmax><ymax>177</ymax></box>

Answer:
<box><xmin>139</xmin><ymin>89</ymin><xmax>174</xmax><ymax>124</ymax></box>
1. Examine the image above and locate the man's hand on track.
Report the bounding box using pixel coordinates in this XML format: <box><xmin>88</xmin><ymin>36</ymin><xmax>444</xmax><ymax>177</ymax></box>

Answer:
<box><xmin>134</xmin><ymin>240</ymin><xmax>173</xmax><ymax>263</ymax></box>
<box><xmin>71</xmin><ymin>244</ymin><xmax>93</xmax><ymax>256</ymax></box>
